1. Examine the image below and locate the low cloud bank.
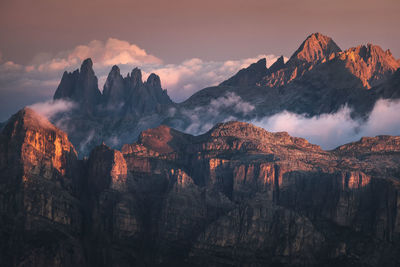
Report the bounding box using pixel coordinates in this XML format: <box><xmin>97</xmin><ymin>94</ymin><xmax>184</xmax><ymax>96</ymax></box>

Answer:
<box><xmin>179</xmin><ymin>95</ymin><xmax>400</xmax><ymax>150</ymax></box>
<box><xmin>252</xmin><ymin>99</ymin><xmax>400</xmax><ymax>150</ymax></box>
<box><xmin>21</xmin><ymin>93</ymin><xmax>400</xmax><ymax>152</ymax></box>
<box><xmin>179</xmin><ymin>92</ymin><xmax>255</xmax><ymax>134</ymax></box>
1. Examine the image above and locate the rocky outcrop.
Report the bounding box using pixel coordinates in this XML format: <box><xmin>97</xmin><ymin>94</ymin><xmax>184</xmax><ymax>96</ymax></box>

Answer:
<box><xmin>101</xmin><ymin>65</ymin><xmax>173</xmax><ymax>115</ymax></box>
<box><xmin>337</xmin><ymin>44</ymin><xmax>399</xmax><ymax>88</ymax></box>
<box><xmin>54</xmin><ymin>58</ymin><xmax>102</xmax><ymax>113</ymax></box>
<box><xmin>221</xmin><ymin>58</ymin><xmax>268</xmax><ymax>87</ymax></box>
<box><xmin>0</xmin><ymin>108</ymin><xmax>84</xmax><ymax>266</ymax></box>
<box><xmin>54</xmin><ymin>58</ymin><xmax>173</xmax><ymax>116</ymax></box>
<box><xmin>260</xmin><ymin>32</ymin><xmax>342</xmax><ymax>87</ymax></box>
<box><xmin>51</xmin><ymin>59</ymin><xmax>174</xmax><ymax>156</ymax></box>
<box><xmin>124</xmin><ymin>71</ymin><xmax>172</xmax><ymax>116</ymax></box>
<box><xmin>102</xmin><ymin>65</ymin><xmax>126</xmax><ymax>109</ymax></box>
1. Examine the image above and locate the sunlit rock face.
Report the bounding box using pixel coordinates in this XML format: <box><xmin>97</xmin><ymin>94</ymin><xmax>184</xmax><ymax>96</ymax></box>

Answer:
<box><xmin>1</xmin><ymin>110</ymin><xmax>400</xmax><ymax>266</ymax></box>
<box><xmin>0</xmin><ymin>108</ymin><xmax>84</xmax><ymax>266</ymax></box>
<box><xmin>261</xmin><ymin>32</ymin><xmax>342</xmax><ymax>87</ymax></box>
<box><xmin>338</xmin><ymin>44</ymin><xmax>400</xmax><ymax>88</ymax></box>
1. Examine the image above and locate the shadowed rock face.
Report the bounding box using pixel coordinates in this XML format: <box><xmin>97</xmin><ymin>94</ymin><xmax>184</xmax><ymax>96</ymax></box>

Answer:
<box><xmin>54</xmin><ymin>58</ymin><xmax>102</xmax><ymax>114</ymax></box>
<box><xmin>101</xmin><ymin>65</ymin><xmax>172</xmax><ymax>115</ymax></box>
<box><xmin>1</xmin><ymin>109</ymin><xmax>400</xmax><ymax>266</ymax></box>
<box><xmin>221</xmin><ymin>58</ymin><xmax>269</xmax><ymax>87</ymax></box>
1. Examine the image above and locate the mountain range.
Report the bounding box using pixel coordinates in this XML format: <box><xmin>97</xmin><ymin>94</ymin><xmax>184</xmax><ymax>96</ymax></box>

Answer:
<box><xmin>40</xmin><ymin>33</ymin><xmax>400</xmax><ymax>156</ymax></box>
<box><xmin>1</xmin><ymin>33</ymin><xmax>400</xmax><ymax>266</ymax></box>
<box><xmin>1</xmin><ymin>107</ymin><xmax>400</xmax><ymax>266</ymax></box>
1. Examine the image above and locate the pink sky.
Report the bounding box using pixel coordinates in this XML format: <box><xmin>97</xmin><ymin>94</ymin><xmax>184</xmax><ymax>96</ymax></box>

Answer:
<box><xmin>0</xmin><ymin>0</ymin><xmax>399</xmax><ymax>65</ymax></box>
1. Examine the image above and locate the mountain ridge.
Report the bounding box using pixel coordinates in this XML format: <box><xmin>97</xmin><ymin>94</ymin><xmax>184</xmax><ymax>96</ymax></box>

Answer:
<box><xmin>40</xmin><ymin>33</ymin><xmax>400</xmax><ymax>155</ymax></box>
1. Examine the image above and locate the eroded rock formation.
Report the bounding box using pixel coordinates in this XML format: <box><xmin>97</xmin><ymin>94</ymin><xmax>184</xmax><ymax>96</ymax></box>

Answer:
<box><xmin>1</xmin><ymin>109</ymin><xmax>400</xmax><ymax>266</ymax></box>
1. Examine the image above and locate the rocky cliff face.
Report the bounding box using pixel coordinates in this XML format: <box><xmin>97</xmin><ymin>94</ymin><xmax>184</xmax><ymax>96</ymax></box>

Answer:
<box><xmin>101</xmin><ymin>65</ymin><xmax>172</xmax><ymax>115</ymax></box>
<box><xmin>55</xmin><ymin>59</ymin><xmax>172</xmax><ymax>117</ymax></box>
<box><xmin>1</xmin><ymin>110</ymin><xmax>400</xmax><ymax>266</ymax></box>
<box><xmin>338</xmin><ymin>44</ymin><xmax>399</xmax><ymax>88</ymax></box>
<box><xmin>54</xmin><ymin>58</ymin><xmax>102</xmax><ymax>114</ymax></box>
<box><xmin>0</xmin><ymin>108</ymin><xmax>84</xmax><ymax>266</ymax></box>
<box><xmin>221</xmin><ymin>58</ymin><xmax>268</xmax><ymax>87</ymax></box>
<box><xmin>261</xmin><ymin>32</ymin><xmax>342</xmax><ymax>87</ymax></box>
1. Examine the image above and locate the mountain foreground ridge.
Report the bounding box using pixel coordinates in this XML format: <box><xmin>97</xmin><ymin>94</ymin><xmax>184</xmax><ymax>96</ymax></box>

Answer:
<box><xmin>1</xmin><ymin>107</ymin><xmax>400</xmax><ymax>266</ymax></box>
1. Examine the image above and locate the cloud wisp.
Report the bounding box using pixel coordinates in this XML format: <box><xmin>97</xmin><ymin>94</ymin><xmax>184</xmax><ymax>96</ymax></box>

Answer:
<box><xmin>29</xmin><ymin>38</ymin><xmax>162</xmax><ymax>72</ymax></box>
<box><xmin>252</xmin><ymin>99</ymin><xmax>400</xmax><ymax>150</ymax></box>
<box><xmin>29</xmin><ymin>99</ymin><xmax>77</xmax><ymax>120</ymax></box>
<box><xmin>177</xmin><ymin>92</ymin><xmax>255</xmax><ymax>134</ymax></box>
<box><xmin>177</xmin><ymin>96</ymin><xmax>400</xmax><ymax>150</ymax></box>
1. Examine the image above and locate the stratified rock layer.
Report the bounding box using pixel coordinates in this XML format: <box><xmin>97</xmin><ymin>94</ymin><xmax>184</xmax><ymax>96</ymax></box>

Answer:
<box><xmin>0</xmin><ymin>108</ymin><xmax>84</xmax><ymax>266</ymax></box>
<box><xmin>1</xmin><ymin>109</ymin><xmax>400</xmax><ymax>266</ymax></box>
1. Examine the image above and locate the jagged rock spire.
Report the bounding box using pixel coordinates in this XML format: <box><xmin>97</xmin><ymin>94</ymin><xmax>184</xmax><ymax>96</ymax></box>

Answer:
<box><xmin>103</xmin><ymin>65</ymin><xmax>125</xmax><ymax>107</ymax></box>
<box><xmin>146</xmin><ymin>73</ymin><xmax>162</xmax><ymax>88</ymax></box>
<box><xmin>53</xmin><ymin>58</ymin><xmax>101</xmax><ymax>112</ymax></box>
<box><xmin>220</xmin><ymin>58</ymin><xmax>268</xmax><ymax>87</ymax></box>
<box><xmin>288</xmin><ymin>32</ymin><xmax>342</xmax><ymax>65</ymax></box>
<box><xmin>269</xmin><ymin>56</ymin><xmax>285</xmax><ymax>73</ymax></box>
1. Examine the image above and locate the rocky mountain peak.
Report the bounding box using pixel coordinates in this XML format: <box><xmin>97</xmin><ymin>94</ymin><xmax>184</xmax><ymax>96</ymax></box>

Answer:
<box><xmin>102</xmin><ymin>65</ymin><xmax>125</xmax><ymax>106</ymax></box>
<box><xmin>146</xmin><ymin>73</ymin><xmax>162</xmax><ymax>88</ymax></box>
<box><xmin>268</xmin><ymin>56</ymin><xmax>285</xmax><ymax>73</ymax></box>
<box><xmin>80</xmin><ymin>58</ymin><xmax>94</xmax><ymax>73</ymax></box>
<box><xmin>138</xmin><ymin>125</ymin><xmax>192</xmax><ymax>153</ymax></box>
<box><xmin>289</xmin><ymin>32</ymin><xmax>342</xmax><ymax>65</ymax></box>
<box><xmin>259</xmin><ymin>33</ymin><xmax>342</xmax><ymax>87</ymax></box>
<box><xmin>337</xmin><ymin>43</ymin><xmax>400</xmax><ymax>88</ymax></box>
<box><xmin>54</xmin><ymin>58</ymin><xmax>101</xmax><ymax>111</ymax></box>
<box><xmin>110</xmin><ymin>65</ymin><xmax>120</xmax><ymax>75</ymax></box>
<box><xmin>128</xmin><ymin>67</ymin><xmax>143</xmax><ymax>87</ymax></box>
<box><xmin>252</xmin><ymin>58</ymin><xmax>267</xmax><ymax>69</ymax></box>
<box><xmin>1</xmin><ymin>107</ymin><xmax>77</xmax><ymax>177</ymax></box>
<box><xmin>220</xmin><ymin>58</ymin><xmax>268</xmax><ymax>87</ymax></box>
<box><xmin>3</xmin><ymin>107</ymin><xmax>58</xmax><ymax>134</ymax></box>
<box><xmin>204</xmin><ymin>121</ymin><xmax>321</xmax><ymax>151</ymax></box>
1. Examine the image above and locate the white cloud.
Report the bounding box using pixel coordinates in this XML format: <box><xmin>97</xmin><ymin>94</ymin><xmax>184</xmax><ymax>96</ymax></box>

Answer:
<box><xmin>251</xmin><ymin>99</ymin><xmax>400</xmax><ymax>150</ymax></box>
<box><xmin>176</xmin><ymin>97</ymin><xmax>400</xmax><ymax>150</ymax></box>
<box><xmin>29</xmin><ymin>38</ymin><xmax>162</xmax><ymax>72</ymax></box>
<box><xmin>29</xmin><ymin>99</ymin><xmax>77</xmax><ymax>120</ymax></box>
<box><xmin>179</xmin><ymin>92</ymin><xmax>255</xmax><ymax>134</ymax></box>
<box><xmin>140</xmin><ymin>54</ymin><xmax>283</xmax><ymax>102</ymax></box>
